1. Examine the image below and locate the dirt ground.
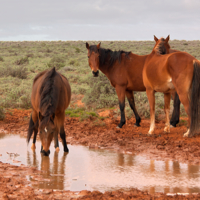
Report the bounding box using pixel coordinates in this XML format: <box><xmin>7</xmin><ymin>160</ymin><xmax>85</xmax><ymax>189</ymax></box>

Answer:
<box><xmin>1</xmin><ymin>109</ymin><xmax>200</xmax><ymax>199</ymax></box>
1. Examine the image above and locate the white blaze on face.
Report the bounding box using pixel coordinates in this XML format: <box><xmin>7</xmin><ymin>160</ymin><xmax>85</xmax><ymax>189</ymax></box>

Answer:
<box><xmin>45</xmin><ymin>127</ymin><xmax>47</xmax><ymax>133</ymax></box>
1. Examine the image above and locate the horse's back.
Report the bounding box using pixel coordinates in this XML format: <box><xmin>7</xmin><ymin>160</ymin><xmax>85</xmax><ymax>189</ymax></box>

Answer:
<box><xmin>31</xmin><ymin>69</ymin><xmax>71</xmax><ymax>113</ymax></box>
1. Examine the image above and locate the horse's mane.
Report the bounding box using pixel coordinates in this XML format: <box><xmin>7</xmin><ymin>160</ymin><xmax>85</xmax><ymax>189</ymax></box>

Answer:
<box><xmin>155</xmin><ymin>38</ymin><xmax>167</xmax><ymax>55</ymax></box>
<box><xmin>39</xmin><ymin>67</ymin><xmax>59</xmax><ymax>125</ymax></box>
<box><xmin>89</xmin><ymin>45</ymin><xmax>131</xmax><ymax>67</ymax></box>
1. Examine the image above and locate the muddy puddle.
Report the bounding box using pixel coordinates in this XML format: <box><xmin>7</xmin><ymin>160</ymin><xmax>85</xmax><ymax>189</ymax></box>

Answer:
<box><xmin>0</xmin><ymin>133</ymin><xmax>200</xmax><ymax>194</ymax></box>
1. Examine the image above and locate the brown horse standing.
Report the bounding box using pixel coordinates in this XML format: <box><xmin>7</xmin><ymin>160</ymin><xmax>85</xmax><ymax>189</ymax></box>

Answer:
<box><xmin>86</xmin><ymin>37</ymin><xmax>180</xmax><ymax>128</ymax></box>
<box><xmin>143</xmin><ymin>36</ymin><xmax>200</xmax><ymax>137</ymax></box>
<box><xmin>27</xmin><ymin>67</ymin><xmax>71</xmax><ymax>156</ymax></box>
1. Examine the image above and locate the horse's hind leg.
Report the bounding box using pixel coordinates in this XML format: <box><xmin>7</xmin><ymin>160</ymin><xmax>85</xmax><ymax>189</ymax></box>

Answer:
<box><xmin>176</xmin><ymin>92</ymin><xmax>190</xmax><ymax>137</ymax></box>
<box><xmin>164</xmin><ymin>93</ymin><xmax>171</xmax><ymax>133</ymax></box>
<box><xmin>146</xmin><ymin>89</ymin><xmax>155</xmax><ymax>134</ymax></box>
<box><xmin>115</xmin><ymin>86</ymin><xmax>126</xmax><ymax>128</ymax></box>
<box><xmin>125</xmin><ymin>90</ymin><xmax>141</xmax><ymax>127</ymax></box>
<box><xmin>170</xmin><ymin>92</ymin><xmax>180</xmax><ymax>127</ymax></box>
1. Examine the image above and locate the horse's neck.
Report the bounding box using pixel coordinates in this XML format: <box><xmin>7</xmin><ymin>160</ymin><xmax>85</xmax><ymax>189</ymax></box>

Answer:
<box><xmin>99</xmin><ymin>63</ymin><xmax>109</xmax><ymax>77</ymax></box>
<box><xmin>99</xmin><ymin>53</ymin><xmax>148</xmax><ymax>75</ymax></box>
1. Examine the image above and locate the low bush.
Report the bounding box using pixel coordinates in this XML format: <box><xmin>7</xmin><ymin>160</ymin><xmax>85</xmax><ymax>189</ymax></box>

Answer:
<box><xmin>47</xmin><ymin>56</ymin><xmax>66</xmax><ymax>70</ymax></box>
<box><xmin>68</xmin><ymin>59</ymin><xmax>80</xmax><ymax>66</ymax></box>
<box><xmin>82</xmin><ymin>72</ymin><xmax>118</xmax><ymax>108</ymax></box>
<box><xmin>0</xmin><ymin>56</ymin><xmax>4</xmax><ymax>62</ymax></box>
<box><xmin>15</xmin><ymin>56</ymin><xmax>29</xmax><ymax>65</ymax></box>
<box><xmin>0</xmin><ymin>107</ymin><xmax>5</xmax><ymax>120</ymax></box>
<box><xmin>8</xmin><ymin>66</ymin><xmax>27</xmax><ymax>79</ymax></box>
<box><xmin>0</xmin><ymin>66</ymin><xmax>27</xmax><ymax>79</ymax></box>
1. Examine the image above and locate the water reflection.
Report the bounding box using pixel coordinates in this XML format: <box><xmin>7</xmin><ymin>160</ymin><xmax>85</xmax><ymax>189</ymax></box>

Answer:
<box><xmin>0</xmin><ymin>133</ymin><xmax>200</xmax><ymax>193</ymax></box>
<box><xmin>27</xmin><ymin>150</ymin><xmax>68</xmax><ymax>190</ymax></box>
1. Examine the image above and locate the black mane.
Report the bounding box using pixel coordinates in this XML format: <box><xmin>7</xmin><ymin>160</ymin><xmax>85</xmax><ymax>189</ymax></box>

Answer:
<box><xmin>89</xmin><ymin>45</ymin><xmax>131</xmax><ymax>67</ymax></box>
<box><xmin>39</xmin><ymin>67</ymin><xmax>58</xmax><ymax>120</ymax></box>
<box><xmin>155</xmin><ymin>38</ymin><xmax>167</xmax><ymax>55</ymax></box>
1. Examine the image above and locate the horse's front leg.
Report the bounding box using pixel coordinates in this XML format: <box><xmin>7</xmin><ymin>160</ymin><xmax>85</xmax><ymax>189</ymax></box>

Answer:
<box><xmin>115</xmin><ymin>86</ymin><xmax>126</xmax><ymax>128</ymax></box>
<box><xmin>60</xmin><ymin>126</ymin><xmax>69</xmax><ymax>152</ymax></box>
<box><xmin>164</xmin><ymin>93</ymin><xmax>171</xmax><ymax>133</ymax></box>
<box><xmin>54</xmin><ymin>132</ymin><xmax>60</xmax><ymax>152</ymax></box>
<box><xmin>146</xmin><ymin>89</ymin><xmax>155</xmax><ymax>134</ymax></box>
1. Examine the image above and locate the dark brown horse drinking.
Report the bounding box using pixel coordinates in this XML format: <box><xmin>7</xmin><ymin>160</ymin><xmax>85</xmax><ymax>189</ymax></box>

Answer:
<box><xmin>143</xmin><ymin>36</ymin><xmax>200</xmax><ymax>137</ymax></box>
<box><xmin>27</xmin><ymin>67</ymin><xmax>71</xmax><ymax>156</ymax></box>
<box><xmin>86</xmin><ymin>37</ymin><xmax>180</xmax><ymax>128</ymax></box>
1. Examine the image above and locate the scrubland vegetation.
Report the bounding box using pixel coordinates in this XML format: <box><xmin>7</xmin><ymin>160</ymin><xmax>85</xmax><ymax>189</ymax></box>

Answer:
<box><xmin>0</xmin><ymin>40</ymin><xmax>200</xmax><ymax>121</ymax></box>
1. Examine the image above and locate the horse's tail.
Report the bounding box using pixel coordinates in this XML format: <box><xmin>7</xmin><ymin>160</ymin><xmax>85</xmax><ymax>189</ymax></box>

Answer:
<box><xmin>189</xmin><ymin>60</ymin><xmax>200</xmax><ymax>136</ymax></box>
<box><xmin>27</xmin><ymin>114</ymin><xmax>36</xmax><ymax>143</ymax></box>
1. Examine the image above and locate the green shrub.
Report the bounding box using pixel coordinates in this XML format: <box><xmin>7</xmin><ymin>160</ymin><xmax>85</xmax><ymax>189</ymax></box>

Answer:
<box><xmin>47</xmin><ymin>56</ymin><xmax>66</xmax><ymax>70</ymax></box>
<box><xmin>0</xmin><ymin>80</ymin><xmax>31</xmax><ymax>108</ymax></box>
<box><xmin>82</xmin><ymin>72</ymin><xmax>118</xmax><ymax>108</ymax></box>
<box><xmin>15</xmin><ymin>56</ymin><xmax>29</xmax><ymax>65</ymax></box>
<box><xmin>0</xmin><ymin>56</ymin><xmax>4</xmax><ymax>62</ymax></box>
<box><xmin>0</xmin><ymin>107</ymin><xmax>5</xmax><ymax>120</ymax></box>
<box><xmin>65</xmin><ymin>107</ymin><xmax>98</xmax><ymax>121</ymax></box>
<box><xmin>75</xmin><ymin>47</ymin><xmax>81</xmax><ymax>53</ymax></box>
<box><xmin>68</xmin><ymin>59</ymin><xmax>80</xmax><ymax>66</ymax></box>
<box><xmin>26</xmin><ymin>53</ymin><xmax>34</xmax><ymax>58</ymax></box>
<box><xmin>6</xmin><ymin>66</ymin><xmax>28</xmax><ymax>79</ymax></box>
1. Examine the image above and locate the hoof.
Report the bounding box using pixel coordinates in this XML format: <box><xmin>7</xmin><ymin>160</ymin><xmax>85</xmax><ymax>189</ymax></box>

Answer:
<box><xmin>116</xmin><ymin>126</ymin><xmax>121</xmax><ymax>129</ymax></box>
<box><xmin>134</xmin><ymin>123</ymin><xmax>141</xmax><ymax>127</ymax></box>
<box><xmin>170</xmin><ymin>125</ymin><xmax>176</xmax><ymax>128</ymax></box>
<box><xmin>164</xmin><ymin>126</ymin><xmax>170</xmax><ymax>133</ymax></box>
<box><xmin>64</xmin><ymin>147</ymin><xmax>69</xmax><ymax>153</ymax></box>
<box><xmin>31</xmin><ymin>143</ymin><xmax>36</xmax><ymax>150</ymax></box>
<box><xmin>183</xmin><ymin>129</ymin><xmax>190</xmax><ymax>137</ymax></box>
<box><xmin>55</xmin><ymin>147</ymin><xmax>60</xmax><ymax>152</ymax></box>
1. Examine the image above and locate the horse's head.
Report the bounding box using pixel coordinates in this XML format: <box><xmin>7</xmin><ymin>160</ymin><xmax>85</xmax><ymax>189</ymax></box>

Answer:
<box><xmin>153</xmin><ymin>35</ymin><xmax>170</xmax><ymax>55</ymax></box>
<box><xmin>38</xmin><ymin>112</ymin><xmax>56</xmax><ymax>156</ymax></box>
<box><xmin>86</xmin><ymin>42</ymin><xmax>101</xmax><ymax>77</ymax></box>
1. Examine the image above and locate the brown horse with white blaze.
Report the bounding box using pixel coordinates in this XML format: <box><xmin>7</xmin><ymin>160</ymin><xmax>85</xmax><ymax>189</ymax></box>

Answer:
<box><xmin>27</xmin><ymin>67</ymin><xmax>71</xmax><ymax>156</ymax></box>
<box><xmin>143</xmin><ymin>36</ymin><xmax>200</xmax><ymax>137</ymax></box>
<box><xmin>86</xmin><ymin>37</ymin><xmax>181</xmax><ymax>128</ymax></box>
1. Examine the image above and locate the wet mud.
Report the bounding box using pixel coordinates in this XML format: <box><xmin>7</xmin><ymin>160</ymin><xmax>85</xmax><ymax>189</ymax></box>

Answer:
<box><xmin>1</xmin><ymin>109</ymin><xmax>200</xmax><ymax>199</ymax></box>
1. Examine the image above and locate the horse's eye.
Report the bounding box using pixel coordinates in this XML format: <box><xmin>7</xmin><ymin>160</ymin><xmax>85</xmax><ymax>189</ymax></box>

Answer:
<box><xmin>88</xmin><ymin>56</ymin><xmax>89</xmax><ymax>58</ymax></box>
<box><xmin>51</xmin><ymin>132</ymin><xmax>53</xmax><ymax>134</ymax></box>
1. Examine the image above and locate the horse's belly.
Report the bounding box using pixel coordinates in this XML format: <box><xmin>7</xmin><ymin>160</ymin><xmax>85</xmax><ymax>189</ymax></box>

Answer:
<box><xmin>154</xmin><ymin>79</ymin><xmax>175</xmax><ymax>93</ymax></box>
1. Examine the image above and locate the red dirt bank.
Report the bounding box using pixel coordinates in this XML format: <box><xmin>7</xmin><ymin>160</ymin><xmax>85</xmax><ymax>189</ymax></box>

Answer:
<box><xmin>1</xmin><ymin>109</ymin><xmax>200</xmax><ymax>199</ymax></box>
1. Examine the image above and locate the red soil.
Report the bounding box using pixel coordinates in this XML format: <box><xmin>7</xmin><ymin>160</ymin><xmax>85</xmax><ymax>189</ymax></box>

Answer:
<box><xmin>0</xmin><ymin>109</ymin><xmax>200</xmax><ymax>199</ymax></box>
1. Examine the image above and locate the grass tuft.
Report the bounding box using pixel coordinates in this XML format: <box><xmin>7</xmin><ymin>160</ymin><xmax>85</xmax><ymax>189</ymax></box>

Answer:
<box><xmin>47</xmin><ymin>56</ymin><xmax>66</xmax><ymax>70</ymax></box>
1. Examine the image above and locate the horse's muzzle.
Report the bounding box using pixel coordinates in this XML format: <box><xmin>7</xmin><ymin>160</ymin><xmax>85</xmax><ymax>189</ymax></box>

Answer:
<box><xmin>92</xmin><ymin>70</ymin><xmax>99</xmax><ymax>77</ymax></box>
<box><xmin>41</xmin><ymin>150</ymin><xmax>50</xmax><ymax>156</ymax></box>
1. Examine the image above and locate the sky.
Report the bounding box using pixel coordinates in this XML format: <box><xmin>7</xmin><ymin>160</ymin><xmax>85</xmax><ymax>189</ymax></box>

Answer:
<box><xmin>0</xmin><ymin>0</ymin><xmax>200</xmax><ymax>41</ymax></box>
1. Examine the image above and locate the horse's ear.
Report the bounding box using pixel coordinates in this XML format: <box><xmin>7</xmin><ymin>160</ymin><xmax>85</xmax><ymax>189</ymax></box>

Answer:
<box><xmin>154</xmin><ymin>35</ymin><xmax>158</xmax><ymax>42</ymax></box>
<box><xmin>39</xmin><ymin>112</ymin><xmax>44</xmax><ymax>121</ymax></box>
<box><xmin>86</xmin><ymin>42</ymin><xmax>90</xmax><ymax>49</ymax></box>
<box><xmin>97</xmin><ymin>42</ymin><xmax>101</xmax><ymax>49</ymax></box>
<box><xmin>166</xmin><ymin>35</ymin><xmax>170</xmax><ymax>42</ymax></box>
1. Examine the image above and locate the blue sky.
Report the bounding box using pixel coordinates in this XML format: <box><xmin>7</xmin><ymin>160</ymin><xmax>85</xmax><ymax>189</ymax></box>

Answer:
<box><xmin>0</xmin><ymin>0</ymin><xmax>200</xmax><ymax>41</ymax></box>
